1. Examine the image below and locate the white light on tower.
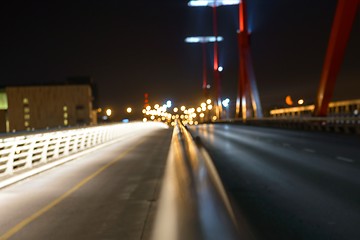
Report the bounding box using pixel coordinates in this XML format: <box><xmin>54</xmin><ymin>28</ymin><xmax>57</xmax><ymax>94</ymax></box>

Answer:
<box><xmin>188</xmin><ymin>0</ymin><xmax>240</xmax><ymax>7</ymax></box>
<box><xmin>185</xmin><ymin>36</ymin><xmax>224</xmax><ymax>43</ymax></box>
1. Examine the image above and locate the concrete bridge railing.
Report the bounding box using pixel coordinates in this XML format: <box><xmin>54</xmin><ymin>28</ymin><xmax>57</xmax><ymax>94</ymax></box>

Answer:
<box><xmin>0</xmin><ymin>122</ymin><xmax>153</xmax><ymax>188</ymax></box>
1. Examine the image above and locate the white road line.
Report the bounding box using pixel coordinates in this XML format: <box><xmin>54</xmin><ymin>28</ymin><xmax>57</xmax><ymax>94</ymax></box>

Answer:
<box><xmin>336</xmin><ymin>156</ymin><xmax>354</xmax><ymax>163</ymax></box>
<box><xmin>303</xmin><ymin>148</ymin><xmax>315</xmax><ymax>153</ymax></box>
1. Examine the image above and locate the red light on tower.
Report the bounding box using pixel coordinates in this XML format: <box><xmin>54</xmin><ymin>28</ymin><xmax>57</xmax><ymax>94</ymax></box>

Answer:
<box><xmin>144</xmin><ymin>93</ymin><xmax>149</xmax><ymax>107</ymax></box>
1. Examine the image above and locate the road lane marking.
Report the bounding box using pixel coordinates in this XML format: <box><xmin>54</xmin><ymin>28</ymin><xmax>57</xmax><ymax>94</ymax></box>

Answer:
<box><xmin>336</xmin><ymin>156</ymin><xmax>354</xmax><ymax>163</ymax></box>
<box><xmin>303</xmin><ymin>148</ymin><xmax>315</xmax><ymax>153</ymax></box>
<box><xmin>0</xmin><ymin>139</ymin><xmax>145</xmax><ymax>240</ymax></box>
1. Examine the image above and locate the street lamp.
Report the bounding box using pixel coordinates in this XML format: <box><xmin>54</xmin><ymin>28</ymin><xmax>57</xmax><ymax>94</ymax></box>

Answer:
<box><xmin>185</xmin><ymin>36</ymin><xmax>223</xmax><ymax>99</ymax></box>
<box><xmin>106</xmin><ymin>109</ymin><xmax>112</xmax><ymax>117</ymax></box>
<box><xmin>222</xmin><ymin>98</ymin><xmax>230</xmax><ymax>119</ymax></box>
<box><xmin>126</xmin><ymin>107</ymin><xmax>132</xmax><ymax>113</ymax></box>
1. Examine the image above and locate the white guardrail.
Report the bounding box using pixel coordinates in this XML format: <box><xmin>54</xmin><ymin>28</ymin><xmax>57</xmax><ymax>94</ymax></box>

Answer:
<box><xmin>0</xmin><ymin>122</ymin><xmax>151</xmax><ymax>185</ymax></box>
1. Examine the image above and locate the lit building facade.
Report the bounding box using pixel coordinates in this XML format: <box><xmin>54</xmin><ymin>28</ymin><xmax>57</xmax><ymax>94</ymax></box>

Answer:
<box><xmin>0</xmin><ymin>85</ymin><xmax>95</xmax><ymax>132</ymax></box>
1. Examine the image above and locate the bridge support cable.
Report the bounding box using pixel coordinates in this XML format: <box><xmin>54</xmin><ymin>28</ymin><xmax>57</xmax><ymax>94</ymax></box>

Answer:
<box><xmin>314</xmin><ymin>0</ymin><xmax>359</xmax><ymax>117</ymax></box>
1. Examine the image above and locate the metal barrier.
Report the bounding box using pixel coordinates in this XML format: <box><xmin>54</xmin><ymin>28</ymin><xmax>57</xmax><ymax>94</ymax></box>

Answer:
<box><xmin>151</xmin><ymin>120</ymin><xmax>248</xmax><ymax>240</ymax></box>
<box><xmin>245</xmin><ymin>117</ymin><xmax>360</xmax><ymax>134</ymax></box>
<box><xmin>216</xmin><ymin>117</ymin><xmax>360</xmax><ymax>134</ymax></box>
<box><xmin>0</xmin><ymin>122</ymin><xmax>155</xmax><ymax>181</ymax></box>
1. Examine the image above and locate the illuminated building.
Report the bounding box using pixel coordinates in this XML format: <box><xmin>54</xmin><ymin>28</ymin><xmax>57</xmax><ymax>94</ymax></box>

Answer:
<box><xmin>0</xmin><ymin>84</ymin><xmax>96</xmax><ymax>132</ymax></box>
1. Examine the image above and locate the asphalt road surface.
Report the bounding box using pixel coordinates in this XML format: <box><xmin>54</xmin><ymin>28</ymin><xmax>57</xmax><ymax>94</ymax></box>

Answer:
<box><xmin>0</xmin><ymin>122</ymin><xmax>172</xmax><ymax>240</ymax></box>
<box><xmin>189</xmin><ymin>124</ymin><xmax>360</xmax><ymax>240</ymax></box>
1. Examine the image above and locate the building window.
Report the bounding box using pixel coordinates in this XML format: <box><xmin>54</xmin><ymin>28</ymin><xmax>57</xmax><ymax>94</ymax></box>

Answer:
<box><xmin>23</xmin><ymin>98</ymin><xmax>30</xmax><ymax>129</ymax></box>
<box><xmin>63</xmin><ymin>105</ymin><xmax>68</xmax><ymax>126</ymax></box>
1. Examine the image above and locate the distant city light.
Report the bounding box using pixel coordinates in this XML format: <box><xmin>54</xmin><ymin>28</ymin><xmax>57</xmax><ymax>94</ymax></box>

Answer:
<box><xmin>173</xmin><ymin>107</ymin><xmax>179</xmax><ymax>113</ymax></box>
<box><xmin>166</xmin><ymin>100</ymin><xmax>172</xmax><ymax>108</ymax></box>
<box><xmin>218</xmin><ymin>66</ymin><xmax>223</xmax><ymax>72</ymax></box>
<box><xmin>154</xmin><ymin>104</ymin><xmax>160</xmax><ymax>109</ymax></box>
<box><xmin>106</xmin><ymin>109</ymin><xmax>112</xmax><ymax>117</ymax></box>
<box><xmin>298</xmin><ymin>99</ymin><xmax>304</xmax><ymax>105</ymax></box>
<box><xmin>185</xmin><ymin>36</ymin><xmax>224</xmax><ymax>43</ymax></box>
<box><xmin>126</xmin><ymin>107</ymin><xmax>132</xmax><ymax>113</ymax></box>
<box><xmin>222</xmin><ymin>98</ymin><xmax>230</xmax><ymax>108</ymax></box>
<box><xmin>206</xmin><ymin>99</ymin><xmax>212</xmax><ymax>104</ymax></box>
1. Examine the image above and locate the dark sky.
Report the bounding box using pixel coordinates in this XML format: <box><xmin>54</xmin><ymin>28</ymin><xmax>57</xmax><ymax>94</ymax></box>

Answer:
<box><xmin>1</xmin><ymin>0</ymin><xmax>359</xmax><ymax>118</ymax></box>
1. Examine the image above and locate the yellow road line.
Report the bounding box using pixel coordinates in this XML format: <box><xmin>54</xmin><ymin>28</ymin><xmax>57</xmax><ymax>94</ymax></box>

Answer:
<box><xmin>0</xmin><ymin>139</ymin><xmax>144</xmax><ymax>240</ymax></box>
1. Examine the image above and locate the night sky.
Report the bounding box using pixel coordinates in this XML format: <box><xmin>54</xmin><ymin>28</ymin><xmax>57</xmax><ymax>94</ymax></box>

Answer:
<box><xmin>1</xmin><ymin>0</ymin><xmax>359</xmax><ymax>119</ymax></box>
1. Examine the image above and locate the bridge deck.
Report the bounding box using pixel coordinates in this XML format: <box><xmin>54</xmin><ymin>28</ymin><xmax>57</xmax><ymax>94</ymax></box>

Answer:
<box><xmin>0</xmin><ymin>125</ymin><xmax>172</xmax><ymax>240</ymax></box>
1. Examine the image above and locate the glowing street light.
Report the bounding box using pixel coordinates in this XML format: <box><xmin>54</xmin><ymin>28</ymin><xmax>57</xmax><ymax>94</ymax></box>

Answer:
<box><xmin>126</xmin><ymin>107</ymin><xmax>132</xmax><ymax>113</ymax></box>
<box><xmin>286</xmin><ymin>95</ymin><xmax>294</xmax><ymax>106</ymax></box>
<box><xmin>298</xmin><ymin>99</ymin><xmax>304</xmax><ymax>105</ymax></box>
<box><xmin>222</xmin><ymin>98</ymin><xmax>230</xmax><ymax>108</ymax></box>
<box><xmin>106</xmin><ymin>108</ymin><xmax>112</xmax><ymax>117</ymax></box>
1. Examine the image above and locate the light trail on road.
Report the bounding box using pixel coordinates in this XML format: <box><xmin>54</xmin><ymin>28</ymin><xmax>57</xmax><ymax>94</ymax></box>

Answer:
<box><xmin>189</xmin><ymin>124</ymin><xmax>360</xmax><ymax>240</ymax></box>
